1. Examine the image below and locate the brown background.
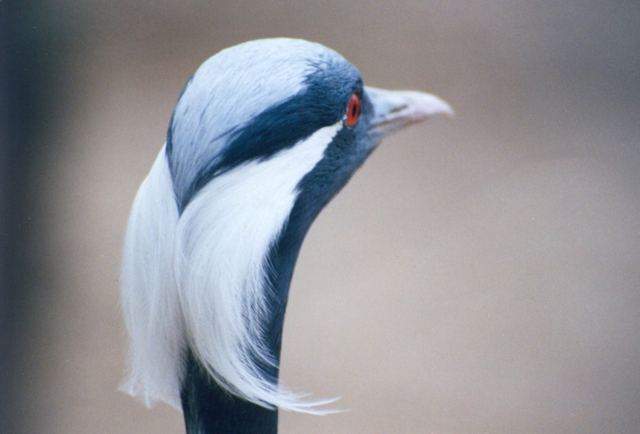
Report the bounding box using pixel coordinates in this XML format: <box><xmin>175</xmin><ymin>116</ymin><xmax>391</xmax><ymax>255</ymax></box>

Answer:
<box><xmin>5</xmin><ymin>1</ymin><xmax>640</xmax><ymax>433</ymax></box>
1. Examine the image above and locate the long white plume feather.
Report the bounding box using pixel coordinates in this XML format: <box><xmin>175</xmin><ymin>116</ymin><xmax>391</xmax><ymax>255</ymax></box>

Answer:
<box><xmin>121</xmin><ymin>121</ymin><xmax>343</xmax><ymax>412</ymax></box>
<box><xmin>121</xmin><ymin>147</ymin><xmax>184</xmax><ymax>408</ymax></box>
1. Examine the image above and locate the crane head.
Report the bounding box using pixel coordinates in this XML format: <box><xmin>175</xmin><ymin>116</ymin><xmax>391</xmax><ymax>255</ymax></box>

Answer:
<box><xmin>120</xmin><ymin>38</ymin><xmax>452</xmax><ymax>416</ymax></box>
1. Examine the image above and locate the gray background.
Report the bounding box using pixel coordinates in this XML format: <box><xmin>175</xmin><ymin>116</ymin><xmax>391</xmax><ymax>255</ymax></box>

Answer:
<box><xmin>5</xmin><ymin>1</ymin><xmax>640</xmax><ymax>433</ymax></box>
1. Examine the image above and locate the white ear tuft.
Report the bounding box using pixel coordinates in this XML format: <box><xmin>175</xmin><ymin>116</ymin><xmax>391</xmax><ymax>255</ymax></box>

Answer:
<box><xmin>120</xmin><ymin>146</ymin><xmax>184</xmax><ymax>409</ymax></box>
<box><xmin>175</xmin><ymin>121</ymin><xmax>343</xmax><ymax>413</ymax></box>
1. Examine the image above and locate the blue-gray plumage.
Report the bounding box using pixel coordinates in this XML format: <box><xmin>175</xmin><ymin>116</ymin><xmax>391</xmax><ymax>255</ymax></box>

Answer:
<box><xmin>121</xmin><ymin>38</ymin><xmax>452</xmax><ymax>434</ymax></box>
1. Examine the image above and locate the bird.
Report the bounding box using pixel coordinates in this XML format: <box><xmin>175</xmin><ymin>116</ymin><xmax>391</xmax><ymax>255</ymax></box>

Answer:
<box><xmin>120</xmin><ymin>38</ymin><xmax>452</xmax><ymax>434</ymax></box>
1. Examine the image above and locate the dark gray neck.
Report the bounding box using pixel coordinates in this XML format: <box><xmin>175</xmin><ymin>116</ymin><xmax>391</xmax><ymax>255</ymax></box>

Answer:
<box><xmin>180</xmin><ymin>350</ymin><xmax>279</xmax><ymax>434</ymax></box>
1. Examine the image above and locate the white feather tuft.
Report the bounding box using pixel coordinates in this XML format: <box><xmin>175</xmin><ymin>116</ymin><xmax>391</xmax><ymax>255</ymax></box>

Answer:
<box><xmin>121</xmin><ymin>121</ymin><xmax>343</xmax><ymax>413</ymax></box>
<box><xmin>120</xmin><ymin>146</ymin><xmax>184</xmax><ymax>408</ymax></box>
<box><xmin>176</xmin><ymin>121</ymin><xmax>342</xmax><ymax>412</ymax></box>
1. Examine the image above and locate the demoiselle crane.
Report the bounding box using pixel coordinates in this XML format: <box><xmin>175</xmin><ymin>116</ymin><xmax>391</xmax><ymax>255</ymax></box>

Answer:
<box><xmin>121</xmin><ymin>38</ymin><xmax>452</xmax><ymax>434</ymax></box>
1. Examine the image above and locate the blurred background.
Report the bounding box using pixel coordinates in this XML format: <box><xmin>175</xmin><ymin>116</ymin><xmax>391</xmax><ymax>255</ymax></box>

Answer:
<box><xmin>2</xmin><ymin>1</ymin><xmax>640</xmax><ymax>433</ymax></box>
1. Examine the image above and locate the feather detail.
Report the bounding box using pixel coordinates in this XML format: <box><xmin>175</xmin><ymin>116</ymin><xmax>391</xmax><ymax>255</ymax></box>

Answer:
<box><xmin>175</xmin><ymin>121</ymin><xmax>342</xmax><ymax>413</ymax></box>
<box><xmin>120</xmin><ymin>146</ymin><xmax>184</xmax><ymax>408</ymax></box>
<box><xmin>121</xmin><ymin>121</ymin><xmax>343</xmax><ymax>413</ymax></box>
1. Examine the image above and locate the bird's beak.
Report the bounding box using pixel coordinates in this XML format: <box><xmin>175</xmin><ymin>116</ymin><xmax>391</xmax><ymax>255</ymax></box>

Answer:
<box><xmin>365</xmin><ymin>86</ymin><xmax>454</xmax><ymax>139</ymax></box>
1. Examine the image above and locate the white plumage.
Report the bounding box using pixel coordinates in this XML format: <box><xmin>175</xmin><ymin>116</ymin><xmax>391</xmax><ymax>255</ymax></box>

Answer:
<box><xmin>121</xmin><ymin>147</ymin><xmax>183</xmax><ymax>408</ymax></box>
<box><xmin>121</xmin><ymin>122</ymin><xmax>343</xmax><ymax>411</ymax></box>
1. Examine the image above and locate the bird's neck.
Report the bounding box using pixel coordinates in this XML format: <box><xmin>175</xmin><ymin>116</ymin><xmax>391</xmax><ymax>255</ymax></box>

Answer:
<box><xmin>180</xmin><ymin>349</ymin><xmax>279</xmax><ymax>434</ymax></box>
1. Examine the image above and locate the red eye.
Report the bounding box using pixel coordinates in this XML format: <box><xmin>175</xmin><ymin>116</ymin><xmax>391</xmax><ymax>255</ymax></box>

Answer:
<box><xmin>347</xmin><ymin>93</ymin><xmax>361</xmax><ymax>127</ymax></box>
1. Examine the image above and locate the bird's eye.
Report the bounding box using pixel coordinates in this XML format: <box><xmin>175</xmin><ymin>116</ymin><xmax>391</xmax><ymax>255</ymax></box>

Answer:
<box><xmin>347</xmin><ymin>93</ymin><xmax>361</xmax><ymax>128</ymax></box>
